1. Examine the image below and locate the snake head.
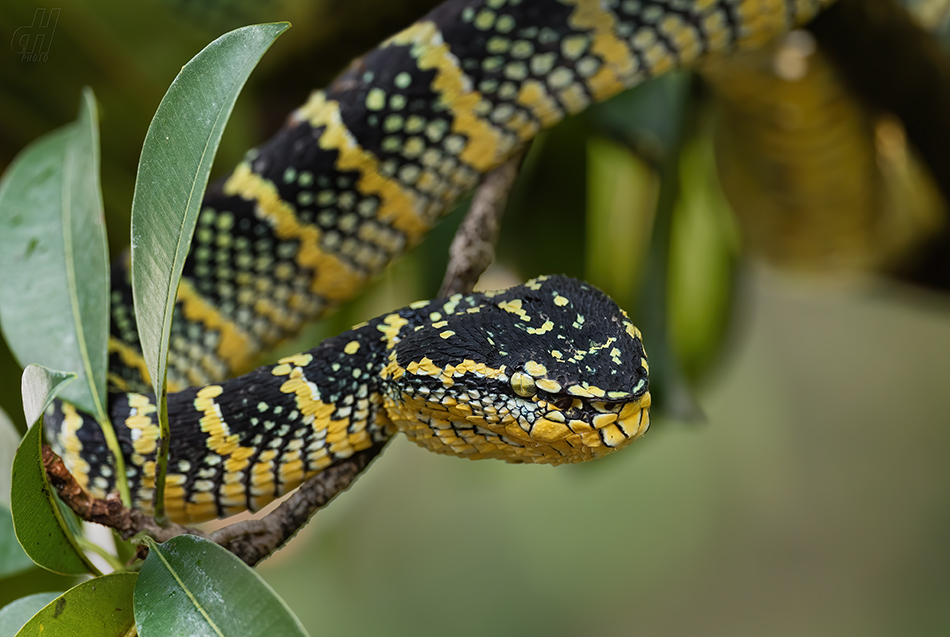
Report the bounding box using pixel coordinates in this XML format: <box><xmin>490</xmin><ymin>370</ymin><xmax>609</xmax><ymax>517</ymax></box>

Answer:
<box><xmin>381</xmin><ymin>275</ymin><xmax>650</xmax><ymax>464</ymax></box>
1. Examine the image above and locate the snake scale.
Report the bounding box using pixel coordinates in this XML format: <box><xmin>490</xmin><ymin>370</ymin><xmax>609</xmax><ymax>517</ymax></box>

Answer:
<box><xmin>45</xmin><ymin>0</ymin><xmax>833</xmax><ymax>523</ymax></box>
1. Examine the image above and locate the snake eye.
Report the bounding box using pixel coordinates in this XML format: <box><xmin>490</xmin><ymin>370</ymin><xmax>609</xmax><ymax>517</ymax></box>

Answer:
<box><xmin>550</xmin><ymin>395</ymin><xmax>574</xmax><ymax>410</ymax></box>
<box><xmin>510</xmin><ymin>371</ymin><xmax>537</xmax><ymax>398</ymax></box>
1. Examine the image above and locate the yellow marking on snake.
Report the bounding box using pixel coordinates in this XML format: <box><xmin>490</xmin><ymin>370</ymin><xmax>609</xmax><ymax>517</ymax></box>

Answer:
<box><xmin>107</xmin><ymin>336</ymin><xmax>153</xmax><ymax>386</ymax></box>
<box><xmin>516</xmin><ymin>80</ymin><xmax>562</xmax><ymax>128</ymax></box>
<box><xmin>390</xmin><ymin>22</ymin><xmax>512</xmax><ymax>172</ymax></box>
<box><xmin>279</xmin><ymin>353</ymin><xmax>314</xmax><ymax>367</ymax></box>
<box><xmin>57</xmin><ymin>403</ymin><xmax>91</xmax><ymax>491</ymax></box>
<box><xmin>194</xmin><ymin>385</ymin><xmax>256</xmax><ymax>478</ymax></box>
<box><xmin>176</xmin><ymin>279</ymin><xmax>255</xmax><ymax>376</ymax></box>
<box><xmin>224</xmin><ymin>163</ymin><xmax>366</xmax><ymax>302</ymax></box>
<box><xmin>126</xmin><ymin>393</ymin><xmax>160</xmax><ymax>456</ymax></box>
<box><xmin>295</xmin><ymin>92</ymin><xmax>430</xmax><ymax>238</ymax></box>
<box><xmin>377</xmin><ymin>312</ymin><xmax>410</xmax><ymax>347</ymax></box>
<box><xmin>277</xmin><ymin>366</ymin><xmax>335</xmax><ymax>423</ymax></box>
<box><xmin>564</xmin><ymin>0</ymin><xmax>640</xmax><ymax>100</ymax></box>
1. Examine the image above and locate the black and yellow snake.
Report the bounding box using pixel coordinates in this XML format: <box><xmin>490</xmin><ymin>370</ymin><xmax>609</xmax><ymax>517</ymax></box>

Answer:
<box><xmin>45</xmin><ymin>0</ymin><xmax>833</xmax><ymax>523</ymax></box>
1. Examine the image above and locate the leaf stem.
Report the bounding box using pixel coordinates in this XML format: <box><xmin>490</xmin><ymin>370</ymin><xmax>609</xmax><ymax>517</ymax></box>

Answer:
<box><xmin>152</xmin><ymin>386</ymin><xmax>170</xmax><ymax>526</ymax></box>
<box><xmin>77</xmin><ymin>536</ymin><xmax>126</xmax><ymax>572</ymax></box>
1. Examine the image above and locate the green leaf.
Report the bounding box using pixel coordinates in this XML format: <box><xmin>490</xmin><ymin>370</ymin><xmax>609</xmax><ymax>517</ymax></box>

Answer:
<box><xmin>130</xmin><ymin>21</ymin><xmax>288</xmax><ymax>522</ymax></box>
<box><xmin>596</xmin><ymin>73</ymin><xmax>704</xmax><ymax>421</ymax></box>
<box><xmin>14</xmin><ymin>572</ymin><xmax>137</xmax><ymax>636</ymax></box>
<box><xmin>20</xmin><ymin>364</ymin><xmax>75</xmax><ymax>427</ymax></box>
<box><xmin>0</xmin><ymin>399</ymin><xmax>31</xmax><ymax>580</ymax></box>
<box><xmin>0</xmin><ymin>593</ymin><xmax>60</xmax><ymax>635</ymax></box>
<box><xmin>0</xmin><ymin>504</ymin><xmax>34</xmax><ymax>579</ymax></box>
<box><xmin>11</xmin><ymin>365</ymin><xmax>98</xmax><ymax>576</ymax></box>
<box><xmin>1</xmin><ymin>404</ymin><xmax>19</xmax><ymax>508</ymax></box>
<box><xmin>135</xmin><ymin>535</ymin><xmax>309</xmax><ymax>637</ymax></box>
<box><xmin>0</xmin><ymin>88</ymin><xmax>111</xmax><ymax>421</ymax></box>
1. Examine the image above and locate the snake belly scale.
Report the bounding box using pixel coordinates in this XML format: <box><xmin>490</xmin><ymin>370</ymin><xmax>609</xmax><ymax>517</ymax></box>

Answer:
<box><xmin>44</xmin><ymin>0</ymin><xmax>832</xmax><ymax>523</ymax></box>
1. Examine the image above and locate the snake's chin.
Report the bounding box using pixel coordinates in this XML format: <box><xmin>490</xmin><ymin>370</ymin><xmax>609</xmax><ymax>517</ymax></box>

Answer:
<box><xmin>391</xmin><ymin>391</ymin><xmax>651</xmax><ymax>465</ymax></box>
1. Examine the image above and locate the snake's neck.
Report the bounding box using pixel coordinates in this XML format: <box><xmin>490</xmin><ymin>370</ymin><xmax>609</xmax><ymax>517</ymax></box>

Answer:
<box><xmin>52</xmin><ymin>314</ymin><xmax>417</xmax><ymax>524</ymax></box>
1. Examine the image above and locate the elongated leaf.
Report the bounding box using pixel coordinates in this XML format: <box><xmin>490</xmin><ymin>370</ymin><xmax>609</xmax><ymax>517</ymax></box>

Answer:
<box><xmin>130</xmin><ymin>21</ymin><xmax>289</xmax><ymax>393</ymax></box>
<box><xmin>0</xmin><ymin>89</ymin><xmax>110</xmax><ymax>421</ymax></box>
<box><xmin>14</xmin><ymin>572</ymin><xmax>137</xmax><ymax>636</ymax></box>
<box><xmin>130</xmin><ymin>22</ymin><xmax>289</xmax><ymax>522</ymax></box>
<box><xmin>0</xmin><ymin>593</ymin><xmax>60</xmax><ymax>635</ymax></box>
<box><xmin>1</xmin><ymin>404</ymin><xmax>18</xmax><ymax>508</ymax></box>
<box><xmin>135</xmin><ymin>535</ymin><xmax>309</xmax><ymax>637</ymax></box>
<box><xmin>11</xmin><ymin>365</ymin><xmax>97</xmax><ymax>575</ymax></box>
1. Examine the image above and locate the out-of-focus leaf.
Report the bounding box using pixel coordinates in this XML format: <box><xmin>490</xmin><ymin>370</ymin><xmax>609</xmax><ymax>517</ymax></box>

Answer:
<box><xmin>668</xmin><ymin>137</ymin><xmax>739</xmax><ymax>379</ymax></box>
<box><xmin>593</xmin><ymin>70</ymin><xmax>693</xmax><ymax>166</ymax></box>
<box><xmin>0</xmin><ymin>593</ymin><xmax>60</xmax><ymax>636</ymax></box>
<box><xmin>135</xmin><ymin>535</ymin><xmax>309</xmax><ymax>637</ymax></box>
<box><xmin>1</xmin><ymin>405</ymin><xmax>18</xmax><ymax>508</ymax></box>
<box><xmin>0</xmin><ymin>504</ymin><xmax>34</xmax><ymax>580</ymax></box>
<box><xmin>586</xmin><ymin>136</ymin><xmax>657</xmax><ymax>304</ymax></box>
<box><xmin>11</xmin><ymin>365</ymin><xmax>96</xmax><ymax>576</ymax></box>
<box><xmin>607</xmin><ymin>73</ymin><xmax>704</xmax><ymax>421</ymax></box>
<box><xmin>500</xmin><ymin>124</ymin><xmax>590</xmax><ymax>279</ymax></box>
<box><xmin>14</xmin><ymin>572</ymin><xmax>136</xmax><ymax>636</ymax></box>
<box><xmin>129</xmin><ymin>22</ymin><xmax>289</xmax><ymax>522</ymax></box>
<box><xmin>1</xmin><ymin>396</ymin><xmax>29</xmax><ymax>580</ymax></box>
<box><xmin>0</xmin><ymin>89</ymin><xmax>110</xmax><ymax>421</ymax></box>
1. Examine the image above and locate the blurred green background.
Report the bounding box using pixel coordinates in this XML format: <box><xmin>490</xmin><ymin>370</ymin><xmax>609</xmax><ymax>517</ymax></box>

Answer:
<box><xmin>2</xmin><ymin>0</ymin><xmax>950</xmax><ymax>635</ymax></box>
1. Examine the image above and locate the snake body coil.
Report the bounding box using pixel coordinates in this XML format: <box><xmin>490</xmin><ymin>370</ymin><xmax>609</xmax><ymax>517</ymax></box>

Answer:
<box><xmin>46</xmin><ymin>0</ymin><xmax>832</xmax><ymax>523</ymax></box>
<box><xmin>52</xmin><ymin>276</ymin><xmax>649</xmax><ymax>522</ymax></box>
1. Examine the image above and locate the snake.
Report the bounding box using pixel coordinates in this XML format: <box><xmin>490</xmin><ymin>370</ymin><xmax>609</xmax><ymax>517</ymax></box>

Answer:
<box><xmin>704</xmin><ymin>24</ymin><xmax>944</xmax><ymax>274</ymax></box>
<box><xmin>44</xmin><ymin>0</ymin><xmax>833</xmax><ymax>524</ymax></box>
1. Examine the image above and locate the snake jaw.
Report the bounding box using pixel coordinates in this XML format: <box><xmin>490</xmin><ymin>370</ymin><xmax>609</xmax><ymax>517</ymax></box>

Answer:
<box><xmin>385</xmin><ymin>387</ymin><xmax>651</xmax><ymax>464</ymax></box>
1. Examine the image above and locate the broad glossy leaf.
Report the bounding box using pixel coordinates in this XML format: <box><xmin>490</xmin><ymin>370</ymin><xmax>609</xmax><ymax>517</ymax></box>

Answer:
<box><xmin>0</xmin><ymin>88</ymin><xmax>110</xmax><ymax>420</ymax></box>
<box><xmin>135</xmin><ymin>535</ymin><xmax>309</xmax><ymax>637</ymax></box>
<box><xmin>14</xmin><ymin>572</ymin><xmax>136</xmax><ymax>636</ymax></box>
<box><xmin>0</xmin><ymin>593</ymin><xmax>60</xmax><ymax>635</ymax></box>
<box><xmin>130</xmin><ymin>22</ymin><xmax>288</xmax><ymax>521</ymax></box>
<box><xmin>11</xmin><ymin>365</ymin><xmax>96</xmax><ymax>575</ymax></box>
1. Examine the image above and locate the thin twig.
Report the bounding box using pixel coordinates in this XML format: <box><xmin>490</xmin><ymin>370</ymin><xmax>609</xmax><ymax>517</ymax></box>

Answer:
<box><xmin>43</xmin><ymin>445</ymin><xmax>206</xmax><ymax>543</ymax></box>
<box><xmin>439</xmin><ymin>146</ymin><xmax>529</xmax><ymax>297</ymax></box>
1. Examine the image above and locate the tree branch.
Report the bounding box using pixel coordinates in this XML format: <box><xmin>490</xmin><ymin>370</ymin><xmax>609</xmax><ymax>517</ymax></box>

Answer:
<box><xmin>43</xmin><ymin>445</ymin><xmax>206</xmax><ymax>543</ymax></box>
<box><xmin>210</xmin><ymin>443</ymin><xmax>386</xmax><ymax>566</ymax></box>
<box><xmin>439</xmin><ymin>147</ymin><xmax>529</xmax><ymax>297</ymax></box>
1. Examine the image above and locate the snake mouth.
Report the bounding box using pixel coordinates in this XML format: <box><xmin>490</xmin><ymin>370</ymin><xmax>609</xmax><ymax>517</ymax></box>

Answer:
<box><xmin>503</xmin><ymin>390</ymin><xmax>652</xmax><ymax>463</ymax></box>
